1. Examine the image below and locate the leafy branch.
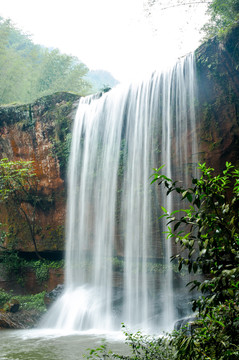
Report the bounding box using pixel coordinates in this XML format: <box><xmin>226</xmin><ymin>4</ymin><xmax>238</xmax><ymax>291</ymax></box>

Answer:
<box><xmin>151</xmin><ymin>162</ymin><xmax>239</xmax><ymax>312</ymax></box>
<box><xmin>0</xmin><ymin>158</ymin><xmax>43</xmax><ymax>258</ymax></box>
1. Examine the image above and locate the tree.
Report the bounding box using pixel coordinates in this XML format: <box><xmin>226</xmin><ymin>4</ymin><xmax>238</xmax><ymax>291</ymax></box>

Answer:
<box><xmin>0</xmin><ymin>17</ymin><xmax>92</xmax><ymax>105</ymax></box>
<box><xmin>0</xmin><ymin>158</ymin><xmax>42</xmax><ymax>258</ymax></box>
<box><xmin>202</xmin><ymin>0</ymin><xmax>239</xmax><ymax>37</ymax></box>
<box><xmin>0</xmin><ymin>18</ymin><xmax>38</xmax><ymax>104</ymax></box>
<box><xmin>35</xmin><ymin>48</ymin><xmax>91</xmax><ymax>97</ymax></box>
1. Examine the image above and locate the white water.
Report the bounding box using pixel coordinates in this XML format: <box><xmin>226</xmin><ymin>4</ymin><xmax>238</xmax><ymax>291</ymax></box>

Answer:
<box><xmin>0</xmin><ymin>329</ymin><xmax>129</xmax><ymax>359</ymax></box>
<box><xmin>42</xmin><ymin>54</ymin><xmax>198</xmax><ymax>333</ymax></box>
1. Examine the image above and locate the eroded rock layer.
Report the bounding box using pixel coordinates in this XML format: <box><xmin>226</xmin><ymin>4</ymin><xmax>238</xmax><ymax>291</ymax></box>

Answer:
<box><xmin>0</xmin><ymin>92</ymin><xmax>80</xmax><ymax>254</ymax></box>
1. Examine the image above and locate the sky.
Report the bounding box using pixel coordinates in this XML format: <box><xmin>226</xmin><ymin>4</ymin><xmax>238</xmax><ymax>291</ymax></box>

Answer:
<box><xmin>0</xmin><ymin>0</ymin><xmax>209</xmax><ymax>83</ymax></box>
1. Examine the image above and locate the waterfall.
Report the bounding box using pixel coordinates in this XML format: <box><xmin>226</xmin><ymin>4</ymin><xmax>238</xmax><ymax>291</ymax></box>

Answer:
<box><xmin>42</xmin><ymin>53</ymin><xmax>198</xmax><ymax>332</ymax></box>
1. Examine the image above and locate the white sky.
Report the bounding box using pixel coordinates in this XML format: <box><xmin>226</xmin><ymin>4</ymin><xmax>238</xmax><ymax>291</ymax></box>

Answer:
<box><xmin>0</xmin><ymin>0</ymin><xmax>208</xmax><ymax>83</ymax></box>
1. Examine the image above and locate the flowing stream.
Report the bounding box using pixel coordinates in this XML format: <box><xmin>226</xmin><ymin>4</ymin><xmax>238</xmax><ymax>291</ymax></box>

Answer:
<box><xmin>0</xmin><ymin>329</ymin><xmax>129</xmax><ymax>359</ymax></box>
<box><xmin>41</xmin><ymin>54</ymin><xmax>198</xmax><ymax>333</ymax></box>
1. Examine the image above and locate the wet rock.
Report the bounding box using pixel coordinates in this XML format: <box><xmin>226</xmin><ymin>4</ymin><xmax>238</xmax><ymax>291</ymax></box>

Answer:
<box><xmin>44</xmin><ymin>284</ymin><xmax>64</xmax><ymax>308</ymax></box>
<box><xmin>0</xmin><ymin>309</ymin><xmax>43</xmax><ymax>329</ymax></box>
<box><xmin>174</xmin><ymin>316</ymin><xmax>198</xmax><ymax>335</ymax></box>
<box><xmin>0</xmin><ymin>312</ymin><xmax>19</xmax><ymax>328</ymax></box>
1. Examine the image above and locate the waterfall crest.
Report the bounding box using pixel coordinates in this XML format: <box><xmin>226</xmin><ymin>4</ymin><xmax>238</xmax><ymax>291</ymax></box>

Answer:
<box><xmin>42</xmin><ymin>54</ymin><xmax>198</xmax><ymax>332</ymax></box>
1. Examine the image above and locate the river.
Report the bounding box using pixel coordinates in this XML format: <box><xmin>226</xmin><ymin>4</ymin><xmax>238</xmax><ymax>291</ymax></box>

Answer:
<box><xmin>0</xmin><ymin>329</ymin><xmax>129</xmax><ymax>359</ymax></box>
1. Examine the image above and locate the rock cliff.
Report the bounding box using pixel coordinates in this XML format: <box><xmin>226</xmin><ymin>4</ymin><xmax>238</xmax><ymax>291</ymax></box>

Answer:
<box><xmin>195</xmin><ymin>24</ymin><xmax>239</xmax><ymax>172</ymax></box>
<box><xmin>0</xmin><ymin>92</ymin><xmax>80</xmax><ymax>256</ymax></box>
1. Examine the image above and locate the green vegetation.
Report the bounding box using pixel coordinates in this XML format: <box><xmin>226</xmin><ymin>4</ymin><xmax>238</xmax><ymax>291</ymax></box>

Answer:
<box><xmin>152</xmin><ymin>162</ymin><xmax>239</xmax><ymax>359</ymax></box>
<box><xmin>13</xmin><ymin>292</ymin><xmax>46</xmax><ymax>312</ymax></box>
<box><xmin>30</xmin><ymin>259</ymin><xmax>64</xmax><ymax>284</ymax></box>
<box><xmin>0</xmin><ymin>250</ymin><xmax>64</xmax><ymax>286</ymax></box>
<box><xmin>0</xmin><ymin>288</ymin><xmax>11</xmax><ymax>307</ymax></box>
<box><xmin>84</xmin><ymin>325</ymin><xmax>174</xmax><ymax>359</ymax></box>
<box><xmin>0</xmin><ymin>288</ymin><xmax>46</xmax><ymax>312</ymax></box>
<box><xmin>153</xmin><ymin>162</ymin><xmax>239</xmax><ymax>313</ymax></box>
<box><xmin>0</xmin><ymin>252</ymin><xmax>28</xmax><ymax>285</ymax></box>
<box><xmin>85</xmin><ymin>163</ymin><xmax>239</xmax><ymax>359</ymax></box>
<box><xmin>202</xmin><ymin>0</ymin><xmax>239</xmax><ymax>38</ymax></box>
<box><xmin>49</xmin><ymin>101</ymin><xmax>74</xmax><ymax>178</ymax></box>
<box><xmin>0</xmin><ymin>17</ymin><xmax>92</xmax><ymax>105</ymax></box>
<box><xmin>0</xmin><ymin>158</ymin><xmax>44</xmax><ymax>257</ymax></box>
<box><xmin>0</xmin><ymin>158</ymin><xmax>36</xmax><ymax>202</ymax></box>
<box><xmin>0</xmin><ymin>158</ymin><xmax>64</xmax><ymax>257</ymax></box>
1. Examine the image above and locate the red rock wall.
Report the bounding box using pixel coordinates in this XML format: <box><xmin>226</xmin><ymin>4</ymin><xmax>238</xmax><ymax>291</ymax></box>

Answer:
<box><xmin>0</xmin><ymin>92</ymin><xmax>80</xmax><ymax>253</ymax></box>
<box><xmin>0</xmin><ymin>265</ymin><xmax>64</xmax><ymax>295</ymax></box>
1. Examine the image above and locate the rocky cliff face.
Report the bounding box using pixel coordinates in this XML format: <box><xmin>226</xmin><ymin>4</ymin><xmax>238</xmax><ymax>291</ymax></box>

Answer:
<box><xmin>195</xmin><ymin>24</ymin><xmax>239</xmax><ymax>172</ymax></box>
<box><xmin>0</xmin><ymin>25</ymin><xmax>239</xmax><ymax>258</ymax></box>
<box><xmin>0</xmin><ymin>92</ymin><xmax>80</xmax><ymax>255</ymax></box>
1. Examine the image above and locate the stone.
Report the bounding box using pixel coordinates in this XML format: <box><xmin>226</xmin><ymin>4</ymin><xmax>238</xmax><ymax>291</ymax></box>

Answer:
<box><xmin>174</xmin><ymin>316</ymin><xmax>199</xmax><ymax>335</ymax></box>
<box><xmin>44</xmin><ymin>284</ymin><xmax>64</xmax><ymax>308</ymax></box>
<box><xmin>0</xmin><ymin>309</ymin><xmax>43</xmax><ymax>329</ymax></box>
<box><xmin>0</xmin><ymin>313</ymin><xmax>19</xmax><ymax>328</ymax></box>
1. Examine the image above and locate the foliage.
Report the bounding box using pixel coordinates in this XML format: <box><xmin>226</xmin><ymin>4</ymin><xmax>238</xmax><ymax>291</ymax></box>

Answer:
<box><xmin>151</xmin><ymin>162</ymin><xmax>239</xmax><ymax>313</ymax></box>
<box><xmin>0</xmin><ymin>251</ymin><xmax>64</xmax><ymax>285</ymax></box>
<box><xmin>0</xmin><ymin>158</ymin><xmax>36</xmax><ymax>201</ymax></box>
<box><xmin>50</xmin><ymin>105</ymin><xmax>73</xmax><ymax>179</ymax></box>
<box><xmin>0</xmin><ymin>251</ymin><xmax>28</xmax><ymax>276</ymax></box>
<box><xmin>0</xmin><ymin>288</ymin><xmax>12</xmax><ymax>307</ymax></box>
<box><xmin>0</xmin><ymin>158</ymin><xmax>42</xmax><ymax>256</ymax></box>
<box><xmin>35</xmin><ymin>48</ymin><xmax>91</xmax><ymax>98</ymax></box>
<box><xmin>13</xmin><ymin>291</ymin><xmax>47</xmax><ymax>312</ymax></box>
<box><xmin>0</xmin><ymin>222</ymin><xmax>7</xmax><ymax>247</ymax></box>
<box><xmin>202</xmin><ymin>0</ymin><xmax>239</xmax><ymax>38</ymax></box>
<box><xmin>0</xmin><ymin>251</ymin><xmax>32</xmax><ymax>286</ymax></box>
<box><xmin>0</xmin><ymin>17</ymin><xmax>92</xmax><ymax>105</ymax></box>
<box><xmin>83</xmin><ymin>324</ymin><xmax>173</xmax><ymax>359</ymax></box>
<box><xmin>171</xmin><ymin>300</ymin><xmax>239</xmax><ymax>359</ymax></box>
<box><xmin>151</xmin><ymin>162</ymin><xmax>239</xmax><ymax>358</ymax></box>
<box><xmin>0</xmin><ymin>288</ymin><xmax>46</xmax><ymax>312</ymax></box>
<box><xmin>31</xmin><ymin>260</ymin><xmax>50</xmax><ymax>284</ymax></box>
<box><xmin>30</xmin><ymin>259</ymin><xmax>64</xmax><ymax>284</ymax></box>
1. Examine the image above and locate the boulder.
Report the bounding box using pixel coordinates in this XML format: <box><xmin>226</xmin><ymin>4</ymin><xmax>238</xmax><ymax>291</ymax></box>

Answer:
<box><xmin>0</xmin><ymin>312</ymin><xmax>19</xmax><ymax>328</ymax></box>
<box><xmin>0</xmin><ymin>309</ymin><xmax>43</xmax><ymax>329</ymax></box>
<box><xmin>44</xmin><ymin>284</ymin><xmax>64</xmax><ymax>308</ymax></box>
<box><xmin>174</xmin><ymin>316</ymin><xmax>199</xmax><ymax>335</ymax></box>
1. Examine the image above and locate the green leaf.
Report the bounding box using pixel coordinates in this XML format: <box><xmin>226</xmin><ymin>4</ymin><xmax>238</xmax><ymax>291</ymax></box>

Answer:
<box><xmin>193</xmin><ymin>262</ymin><xmax>198</xmax><ymax>273</ymax></box>
<box><xmin>174</xmin><ymin>222</ymin><xmax>181</xmax><ymax>231</ymax></box>
<box><xmin>228</xmin><ymin>289</ymin><xmax>234</xmax><ymax>297</ymax></box>
<box><xmin>161</xmin><ymin>206</ymin><xmax>168</xmax><ymax>214</ymax></box>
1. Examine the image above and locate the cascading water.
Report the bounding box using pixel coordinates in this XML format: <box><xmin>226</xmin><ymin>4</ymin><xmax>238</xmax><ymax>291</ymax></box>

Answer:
<box><xmin>42</xmin><ymin>53</ymin><xmax>198</xmax><ymax>333</ymax></box>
